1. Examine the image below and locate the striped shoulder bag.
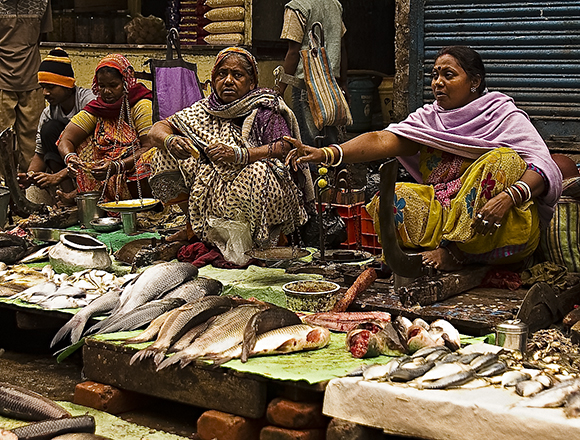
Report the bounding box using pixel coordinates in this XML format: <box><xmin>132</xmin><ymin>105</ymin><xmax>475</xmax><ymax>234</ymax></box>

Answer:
<box><xmin>301</xmin><ymin>22</ymin><xmax>352</xmax><ymax>131</ymax></box>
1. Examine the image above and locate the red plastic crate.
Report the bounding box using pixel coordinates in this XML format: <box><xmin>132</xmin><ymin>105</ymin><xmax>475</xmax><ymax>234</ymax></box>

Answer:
<box><xmin>317</xmin><ymin>202</ymin><xmax>364</xmax><ymax>247</ymax></box>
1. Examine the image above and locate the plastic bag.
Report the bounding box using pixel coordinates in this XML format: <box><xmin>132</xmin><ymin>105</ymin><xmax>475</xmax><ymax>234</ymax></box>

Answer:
<box><xmin>301</xmin><ymin>208</ymin><xmax>347</xmax><ymax>249</ymax></box>
<box><xmin>206</xmin><ymin>217</ymin><xmax>252</xmax><ymax>265</ymax></box>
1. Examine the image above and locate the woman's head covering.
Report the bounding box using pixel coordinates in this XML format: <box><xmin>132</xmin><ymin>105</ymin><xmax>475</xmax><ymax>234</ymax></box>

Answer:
<box><xmin>210</xmin><ymin>47</ymin><xmax>259</xmax><ymax>86</ymax></box>
<box><xmin>91</xmin><ymin>53</ymin><xmax>137</xmax><ymax>96</ymax></box>
<box><xmin>38</xmin><ymin>47</ymin><xmax>75</xmax><ymax>88</ymax></box>
<box><xmin>83</xmin><ymin>53</ymin><xmax>151</xmax><ymax>120</ymax></box>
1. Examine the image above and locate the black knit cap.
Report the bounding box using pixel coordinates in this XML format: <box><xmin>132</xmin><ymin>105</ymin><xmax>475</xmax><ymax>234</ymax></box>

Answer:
<box><xmin>38</xmin><ymin>48</ymin><xmax>75</xmax><ymax>88</ymax></box>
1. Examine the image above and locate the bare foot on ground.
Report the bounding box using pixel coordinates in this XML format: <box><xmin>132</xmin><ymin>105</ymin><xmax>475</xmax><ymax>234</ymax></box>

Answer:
<box><xmin>421</xmin><ymin>246</ymin><xmax>464</xmax><ymax>271</ymax></box>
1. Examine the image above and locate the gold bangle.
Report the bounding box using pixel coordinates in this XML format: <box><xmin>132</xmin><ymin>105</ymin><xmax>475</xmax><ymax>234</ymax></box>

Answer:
<box><xmin>325</xmin><ymin>146</ymin><xmax>335</xmax><ymax>165</ymax></box>
<box><xmin>321</xmin><ymin>147</ymin><xmax>330</xmax><ymax>165</ymax></box>
<box><xmin>163</xmin><ymin>134</ymin><xmax>176</xmax><ymax>149</ymax></box>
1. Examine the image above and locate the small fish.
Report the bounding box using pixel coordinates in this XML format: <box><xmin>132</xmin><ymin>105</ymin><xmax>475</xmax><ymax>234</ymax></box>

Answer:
<box><xmin>439</xmin><ymin>353</ymin><xmax>462</xmax><ymax>364</ymax></box>
<box><xmin>9</xmin><ymin>282</ymin><xmax>58</xmax><ymax>302</ymax></box>
<box><xmin>458</xmin><ymin>353</ymin><xmax>481</xmax><ymax>364</ymax></box>
<box><xmin>0</xmin><ymin>382</ymin><xmax>71</xmax><ymax>421</ymax></box>
<box><xmin>428</xmin><ymin>319</ymin><xmax>461</xmax><ymax>351</ymax></box>
<box><xmin>425</xmin><ymin>348</ymin><xmax>451</xmax><ymax>362</ymax></box>
<box><xmin>515</xmin><ymin>380</ymin><xmax>544</xmax><ymax>397</ymax></box>
<box><xmin>19</xmin><ymin>246</ymin><xmax>52</xmax><ymax>264</ymax></box>
<box><xmin>564</xmin><ymin>390</ymin><xmax>580</xmax><ymax>418</ymax></box>
<box><xmin>417</xmin><ymin>362</ymin><xmax>471</xmax><ymax>383</ymax></box>
<box><xmin>347</xmin><ymin>322</ymin><xmax>407</xmax><ymax>358</ymax></box>
<box><xmin>363</xmin><ymin>360</ymin><xmax>401</xmax><ymax>381</ymax></box>
<box><xmin>502</xmin><ymin>371</ymin><xmax>532</xmax><ymax>387</ymax></box>
<box><xmin>419</xmin><ymin>369</ymin><xmax>476</xmax><ymax>390</ymax></box>
<box><xmin>389</xmin><ymin>360</ymin><xmax>436</xmax><ymax>382</ymax></box>
<box><xmin>411</xmin><ymin>346</ymin><xmax>449</xmax><ymax>359</ymax></box>
<box><xmin>470</xmin><ymin>353</ymin><xmax>499</xmax><ymax>372</ymax></box>
<box><xmin>516</xmin><ymin>378</ymin><xmax>580</xmax><ymax>408</ymax></box>
<box><xmin>475</xmin><ymin>361</ymin><xmax>507</xmax><ymax>378</ymax></box>
<box><xmin>10</xmin><ymin>415</ymin><xmax>95</xmax><ymax>439</ymax></box>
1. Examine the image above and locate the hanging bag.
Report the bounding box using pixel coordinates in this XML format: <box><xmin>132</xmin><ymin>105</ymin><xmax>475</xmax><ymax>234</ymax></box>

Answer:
<box><xmin>148</xmin><ymin>28</ymin><xmax>204</xmax><ymax>122</ymax></box>
<box><xmin>300</xmin><ymin>22</ymin><xmax>352</xmax><ymax>130</ymax></box>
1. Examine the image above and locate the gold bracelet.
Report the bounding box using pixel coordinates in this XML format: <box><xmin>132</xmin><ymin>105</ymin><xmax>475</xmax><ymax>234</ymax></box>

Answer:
<box><xmin>163</xmin><ymin>134</ymin><xmax>176</xmax><ymax>149</ymax></box>
<box><xmin>320</xmin><ymin>147</ymin><xmax>330</xmax><ymax>165</ymax></box>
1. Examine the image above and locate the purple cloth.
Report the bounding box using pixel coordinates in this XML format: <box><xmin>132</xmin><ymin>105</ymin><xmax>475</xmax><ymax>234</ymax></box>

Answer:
<box><xmin>387</xmin><ymin>91</ymin><xmax>562</xmax><ymax>227</ymax></box>
<box><xmin>155</xmin><ymin>66</ymin><xmax>204</xmax><ymax>120</ymax></box>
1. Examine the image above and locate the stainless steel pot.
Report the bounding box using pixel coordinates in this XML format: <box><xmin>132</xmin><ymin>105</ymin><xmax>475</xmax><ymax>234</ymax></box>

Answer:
<box><xmin>495</xmin><ymin>319</ymin><xmax>528</xmax><ymax>353</ymax></box>
<box><xmin>76</xmin><ymin>192</ymin><xmax>105</xmax><ymax>228</ymax></box>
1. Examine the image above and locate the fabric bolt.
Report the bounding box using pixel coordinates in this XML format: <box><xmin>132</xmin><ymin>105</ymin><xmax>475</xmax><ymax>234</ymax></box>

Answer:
<box><xmin>368</xmin><ymin>147</ymin><xmax>540</xmax><ymax>265</ymax></box>
<box><xmin>149</xmin><ymin>87</ymin><xmax>313</xmax><ymax>248</ymax></box>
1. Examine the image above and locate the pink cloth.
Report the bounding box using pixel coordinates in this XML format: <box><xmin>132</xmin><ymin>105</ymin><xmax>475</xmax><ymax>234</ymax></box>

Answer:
<box><xmin>177</xmin><ymin>241</ymin><xmax>259</xmax><ymax>269</ymax></box>
<box><xmin>388</xmin><ymin>91</ymin><xmax>562</xmax><ymax>227</ymax></box>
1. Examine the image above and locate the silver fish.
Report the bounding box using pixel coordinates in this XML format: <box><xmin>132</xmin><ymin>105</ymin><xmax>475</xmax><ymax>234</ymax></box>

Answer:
<box><xmin>411</xmin><ymin>346</ymin><xmax>449</xmax><ymax>359</ymax></box>
<box><xmin>363</xmin><ymin>359</ymin><xmax>403</xmax><ymax>381</ymax></box>
<box><xmin>419</xmin><ymin>369</ymin><xmax>476</xmax><ymax>390</ymax></box>
<box><xmin>418</xmin><ymin>362</ymin><xmax>471</xmax><ymax>383</ymax></box>
<box><xmin>123</xmin><ymin>309</ymin><xmax>176</xmax><ymax>345</ymax></box>
<box><xmin>0</xmin><ymin>382</ymin><xmax>71</xmax><ymax>421</ymax></box>
<box><xmin>163</xmin><ymin>276</ymin><xmax>223</xmax><ymax>302</ymax></box>
<box><xmin>515</xmin><ymin>380</ymin><xmax>545</xmax><ymax>397</ymax></box>
<box><xmin>51</xmin><ymin>290</ymin><xmax>120</xmax><ymax>347</ymax></box>
<box><xmin>129</xmin><ymin>296</ymin><xmax>233</xmax><ymax>366</ymax></box>
<box><xmin>516</xmin><ymin>378</ymin><xmax>580</xmax><ymax>408</ymax></box>
<box><xmin>564</xmin><ymin>390</ymin><xmax>580</xmax><ymax>417</ymax></box>
<box><xmin>168</xmin><ymin>318</ymin><xmax>218</xmax><ymax>354</ymax></box>
<box><xmin>92</xmin><ymin>298</ymin><xmax>186</xmax><ymax>335</ymax></box>
<box><xmin>428</xmin><ymin>319</ymin><xmax>461</xmax><ymax>351</ymax></box>
<box><xmin>475</xmin><ymin>361</ymin><xmax>507</xmax><ymax>378</ymax></box>
<box><xmin>114</xmin><ymin>262</ymin><xmax>198</xmax><ymax>316</ymax></box>
<box><xmin>470</xmin><ymin>353</ymin><xmax>499</xmax><ymax>372</ymax></box>
<box><xmin>157</xmin><ymin>304</ymin><xmax>266</xmax><ymax>370</ymax></box>
<box><xmin>10</xmin><ymin>415</ymin><xmax>95</xmax><ymax>439</ymax></box>
<box><xmin>389</xmin><ymin>360</ymin><xmax>436</xmax><ymax>382</ymax></box>
<box><xmin>502</xmin><ymin>371</ymin><xmax>532</xmax><ymax>387</ymax></box>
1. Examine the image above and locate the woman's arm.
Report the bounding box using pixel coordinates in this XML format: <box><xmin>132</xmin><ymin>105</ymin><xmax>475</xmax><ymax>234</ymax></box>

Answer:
<box><xmin>473</xmin><ymin>169</ymin><xmax>545</xmax><ymax>235</ymax></box>
<box><xmin>148</xmin><ymin>120</ymin><xmax>199</xmax><ymax>160</ymax></box>
<box><xmin>57</xmin><ymin>122</ymin><xmax>89</xmax><ymax>176</ymax></box>
<box><xmin>285</xmin><ymin>130</ymin><xmax>422</xmax><ymax>170</ymax></box>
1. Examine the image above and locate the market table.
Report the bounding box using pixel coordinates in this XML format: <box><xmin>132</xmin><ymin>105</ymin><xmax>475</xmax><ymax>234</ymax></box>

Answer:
<box><xmin>323</xmin><ymin>376</ymin><xmax>580</xmax><ymax>440</ymax></box>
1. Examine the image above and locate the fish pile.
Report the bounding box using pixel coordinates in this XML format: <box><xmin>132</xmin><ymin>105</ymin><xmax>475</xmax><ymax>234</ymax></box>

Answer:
<box><xmin>51</xmin><ymin>261</ymin><xmax>207</xmax><ymax>347</ymax></box>
<box><xmin>127</xmin><ymin>296</ymin><xmax>330</xmax><ymax>369</ymax></box>
<box><xmin>0</xmin><ymin>263</ymin><xmax>49</xmax><ymax>293</ymax></box>
<box><xmin>346</xmin><ymin>316</ymin><xmax>461</xmax><ymax>358</ymax></box>
<box><xmin>7</xmin><ymin>266</ymin><xmax>134</xmax><ymax>310</ymax></box>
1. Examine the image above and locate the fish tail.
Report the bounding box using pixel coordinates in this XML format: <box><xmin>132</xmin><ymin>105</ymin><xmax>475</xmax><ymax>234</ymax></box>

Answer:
<box><xmin>51</xmin><ymin>322</ymin><xmax>74</xmax><ymax>348</ymax></box>
<box><xmin>153</xmin><ymin>351</ymin><xmax>168</xmax><ymax>366</ymax></box>
<box><xmin>156</xmin><ymin>353</ymin><xmax>182</xmax><ymax>371</ymax></box>
<box><xmin>129</xmin><ymin>349</ymin><xmax>154</xmax><ymax>366</ymax></box>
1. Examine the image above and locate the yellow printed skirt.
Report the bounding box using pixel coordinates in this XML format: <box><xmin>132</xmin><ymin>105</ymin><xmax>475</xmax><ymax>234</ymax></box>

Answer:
<box><xmin>367</xmin><ymin>148</ymin><xmax>540</xmax><ymax>265</ymax></box>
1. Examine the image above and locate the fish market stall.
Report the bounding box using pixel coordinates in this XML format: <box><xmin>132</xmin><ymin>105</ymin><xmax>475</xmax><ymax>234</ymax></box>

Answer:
<box><xmin>323</xmin><ymin>376</ymin><xmax>580</xmax><ymax>440</ymax></box>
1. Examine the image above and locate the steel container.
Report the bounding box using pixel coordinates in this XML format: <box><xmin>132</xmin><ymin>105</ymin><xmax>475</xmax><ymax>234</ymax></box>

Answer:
<box><xmin>76</xmin><ymin>192</ymin><xmax>105</xmax><ymax>228</ymax></box>
<box><xmin>495</xmin><ymin>319</ymin><xmax>528</xmax><ymax>353</ymax></box>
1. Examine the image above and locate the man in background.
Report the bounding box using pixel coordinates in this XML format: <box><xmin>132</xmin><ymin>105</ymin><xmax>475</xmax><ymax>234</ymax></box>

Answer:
<box><xmin>18</xmin><ymin>48</ymin><xmax>96</xmax><ymax>206</ymax></box>
<box><xmin>0</xmin><ymin>0</ymin><xmax>52</xmax><ymax>175</ymax></box>
<box><xmin>279</xmin><ymin>0</ymin><xmax>348</xmax><ymax>147</ymax></box>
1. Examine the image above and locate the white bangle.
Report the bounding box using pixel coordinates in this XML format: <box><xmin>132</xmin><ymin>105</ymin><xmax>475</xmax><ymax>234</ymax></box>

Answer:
<box><xmin>64</xmin><ymin>152</ymin><xmax>77</xmax><ymax>165</ymax></box>
<box><xmin>516</xmin><ymin>180</ymin><xmax>532</xmax><ymax>202</ymax></box>
<box><xmin>331</xmin><ymin>144</ymin><xmax>344</xmax><ymax>167</ymax></box>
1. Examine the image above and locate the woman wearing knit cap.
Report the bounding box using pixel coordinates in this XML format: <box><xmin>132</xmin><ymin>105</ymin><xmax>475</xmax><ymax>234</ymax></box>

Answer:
<box><xmin>18</xmin><ymin>48</ymin><xmax>96</xmax><ymax>206</ymax></box>
<box><xmin>57</xmin><ymin>53</ymin><xmax>154</xmax><ymax>204</ymax></box>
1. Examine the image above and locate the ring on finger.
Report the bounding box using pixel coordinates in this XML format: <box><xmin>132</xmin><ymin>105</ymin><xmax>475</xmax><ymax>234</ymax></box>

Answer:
<box><xmin>494</xmin><ymin>222</ymin><xmax>501</xmax><ymax>228</ymax></box>
<box><xmin>482</xmin><ymin>220</ymin><xmax>489</xmax><ymax>226</ymax></box>
<box><xmin>476</xmin><ymin>213</ymin><xmax>483</xmax><ymax>220</ymax></box>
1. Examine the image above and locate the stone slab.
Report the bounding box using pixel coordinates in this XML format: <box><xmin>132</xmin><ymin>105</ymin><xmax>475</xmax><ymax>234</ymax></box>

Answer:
<box><xmin>83</xmin><ymin>338</ymin><xmax>268</xmax><ymax>419</ymax></box>
<box><xmin>323</xmin><ymin>377</ymin><xmax>580</xmax><ymax>440</ymax></box>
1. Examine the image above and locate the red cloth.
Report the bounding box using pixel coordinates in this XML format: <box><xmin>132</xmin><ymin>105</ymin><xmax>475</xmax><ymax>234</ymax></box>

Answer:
<box><xmin>177</xmin><ymin>241</ymin><xmax>258</xmax><ymax>269</ymax></box>
<box><xmin>83</xmin><ymin>83</ymin><xmax>152</xmax><ymax>120</ymax></box>
<box><xmin>479</xmin><ymin>269</ymin><xmax>522</xmax><ymax>290</ymax></box>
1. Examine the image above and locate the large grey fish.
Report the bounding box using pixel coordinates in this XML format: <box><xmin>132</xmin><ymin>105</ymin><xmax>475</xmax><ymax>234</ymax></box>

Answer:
<box><xmin>113</xmin><ymin>262</ymin><xmax>198</xmax><ymax>316</ymax></box>
<box><xmin>0</xmin><ymin>382</ymin><xmax>71</xmax><ymax>421</ymax></box>
<box><xmin>157</xmin><ymin>304</ymin><xmax>266</xmax><ymax>370</ymax></box>
<box><xmin>129</xmin><ymin>296</ymin><xmax>233</xmax><ymax>366</ymax></box>
<box><xmin>50</xmin><ymin>290</ymin><xmax>121</xmax><ymax>347</ymax></box>
<box><xmin>163</xmin><ymin>277</ymin><xmax>223</xmax><ymax>302</ymax></box>
<box><xmin>241</xmin><ymin>307</ymin><xmax>302</xmax><ymax>362</ymax></box>
<box><xmin>91</xmin><ymin>297</ymin><xmax>186</xmax><ymax>335</ymax></box>
<box><xmin>10</xmin><ymin>415</ymin><xmax>94</xmax><ymax>439</ymax></box>
<box><xmin>123</xmin><ymin>309</ymin><xmax>176</xmax><ymax>345</ymax></box>
<box><xmin>203</xmin><ymin>324</ymin><xmax>331</xmax><ymax>366</ymax></box>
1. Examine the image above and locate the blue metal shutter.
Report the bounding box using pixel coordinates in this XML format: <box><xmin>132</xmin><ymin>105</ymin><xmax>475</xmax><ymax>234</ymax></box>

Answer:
<box><xmin>408</xmin><ymin>0</ymin><xmax>580</xmax><ymax>151</ymax></box>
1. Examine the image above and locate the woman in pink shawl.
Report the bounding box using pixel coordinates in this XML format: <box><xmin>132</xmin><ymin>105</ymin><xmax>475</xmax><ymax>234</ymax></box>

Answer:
<box><xmin>287</xmin><ymin>46</ymin><xmax>562</xmax><ymax>271</ymax></box>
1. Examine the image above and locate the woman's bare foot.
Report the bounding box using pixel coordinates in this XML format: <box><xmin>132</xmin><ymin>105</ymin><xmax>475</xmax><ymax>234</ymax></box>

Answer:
<box><xmin>421</xmin><ymin>246</ymin><xmax>464</xmax><ymax>271</ymax></box>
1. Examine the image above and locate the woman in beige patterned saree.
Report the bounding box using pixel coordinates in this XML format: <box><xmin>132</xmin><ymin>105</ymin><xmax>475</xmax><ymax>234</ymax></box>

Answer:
<box><xmin>147</xmin><ymin>47</ymin><xmax>313</xmax><ymax>261</ymax></box>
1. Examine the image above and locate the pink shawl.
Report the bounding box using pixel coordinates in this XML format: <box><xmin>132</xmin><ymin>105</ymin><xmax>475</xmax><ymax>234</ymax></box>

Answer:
<box><xmin>388</xmin><ymin>91</ymin><xmax>562</xmax><ymax>227</ymax></box>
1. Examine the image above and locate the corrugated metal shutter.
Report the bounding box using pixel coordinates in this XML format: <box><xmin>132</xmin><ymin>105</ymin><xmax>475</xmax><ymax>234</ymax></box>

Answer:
<box><xmin>408</xmin><ymin>0</ymin><xmax>580</xmax><ymax>151</ymax></box>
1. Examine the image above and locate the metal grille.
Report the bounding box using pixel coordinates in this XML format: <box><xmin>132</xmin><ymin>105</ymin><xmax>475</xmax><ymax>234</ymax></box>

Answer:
<box><xmin>409</xmin><ymin>0</ymin><xmax>580</xmax><ymax>150</ymax></box>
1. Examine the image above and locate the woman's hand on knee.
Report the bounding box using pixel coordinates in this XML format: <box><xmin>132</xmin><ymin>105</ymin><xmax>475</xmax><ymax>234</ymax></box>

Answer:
<box><xmin>166</xmin><ymin>135</ymin><xmax>199</xmax><ymax>160</ymax></box>
<box><xmin>206</xmin><ymin>142</ymin><xmax>235</xmax><ymax>164</ymax></box>
<box><xmin>472</xmin><ymin>192</ymin><xmax>512</xmax><ymax>235</ymax></box>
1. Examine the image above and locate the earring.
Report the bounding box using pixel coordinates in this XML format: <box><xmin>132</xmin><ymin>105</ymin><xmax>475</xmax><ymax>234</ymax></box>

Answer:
<box><xmin>470</xmin><ymin>87</ymin><xmax>477</xmax><ymax>93</ymax></box>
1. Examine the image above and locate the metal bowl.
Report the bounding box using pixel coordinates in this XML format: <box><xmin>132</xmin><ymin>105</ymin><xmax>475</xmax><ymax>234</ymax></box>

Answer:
<box><xmin>90</xmin><ymin>217</ymin><xmax>122</xmax><ymax>233</ymax></box>
<box><xmin>282</xmin><ymin>280</ymin><xmax>341</xmax><ymax>312</ymax></box>
<box><xmin>30</xmin><ymin>227</ymin><xmax>63</xmax><ymax>243</ymax></box>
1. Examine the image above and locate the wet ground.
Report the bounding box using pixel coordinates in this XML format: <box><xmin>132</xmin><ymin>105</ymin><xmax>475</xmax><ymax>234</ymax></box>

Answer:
<box><xmin>0</xmin><ymin>348</ymin><xmax>201</xmax><ymax>438</ymax></box>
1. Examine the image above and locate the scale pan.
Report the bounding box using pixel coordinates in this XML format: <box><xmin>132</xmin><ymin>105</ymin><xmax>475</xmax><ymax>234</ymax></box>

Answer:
<box><xmin>98</xmin><ymin>198</ymin><xmax>160</xmax><ymax>213</ymax></box>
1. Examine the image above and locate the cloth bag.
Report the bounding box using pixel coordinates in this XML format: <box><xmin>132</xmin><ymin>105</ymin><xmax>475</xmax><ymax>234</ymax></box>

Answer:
<box><xmin>149</xmin><ymin>28</ymin><xmax>204</xmax><ymax>122</ymax></box>
<box><xmin>301</xmin><ymin>22</ymin><xmax>352</xmax><ymax>131</ymax></box>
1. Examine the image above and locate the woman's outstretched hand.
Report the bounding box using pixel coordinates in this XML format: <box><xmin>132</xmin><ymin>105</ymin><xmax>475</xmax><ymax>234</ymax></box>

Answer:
<box><xmin>206</xmin><ymin>142</ymin><xmax>235</xmax><ymax>164</ymax></box>
<box><xmin>166</xmin><ymin>135</ymin><xmax>200</xmax><ymax>160</ymax></box>
<box><xmin>284</xmin><ymin>136</ymin><xmax>323</xmax><ymax>171</ymax></box>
